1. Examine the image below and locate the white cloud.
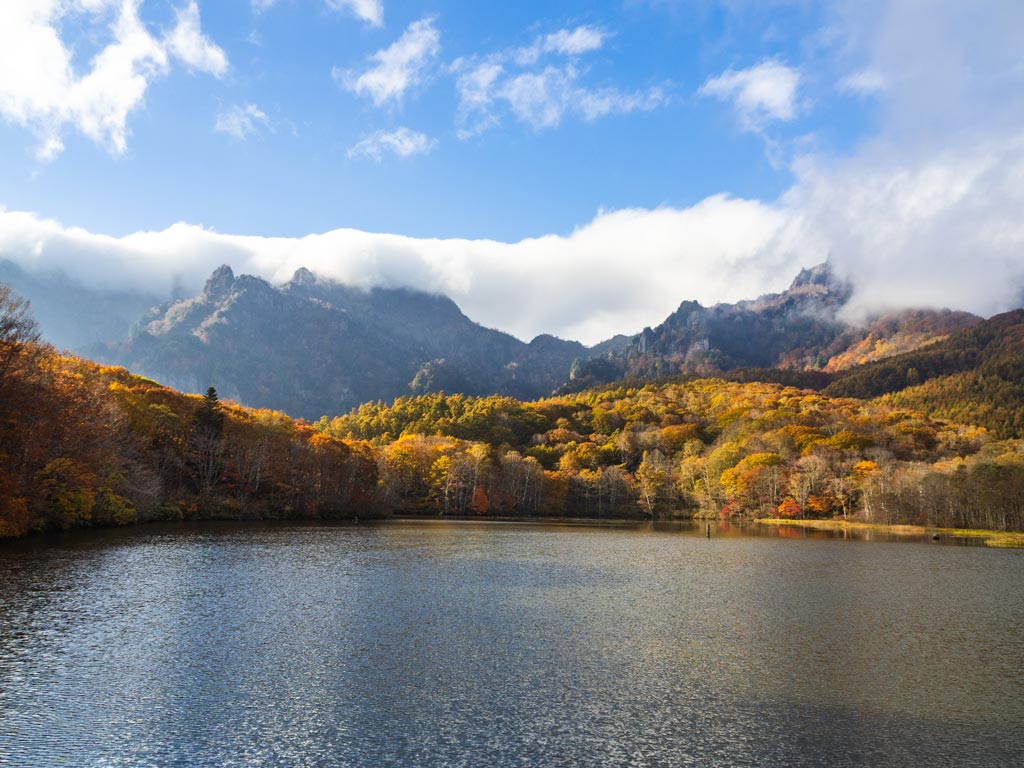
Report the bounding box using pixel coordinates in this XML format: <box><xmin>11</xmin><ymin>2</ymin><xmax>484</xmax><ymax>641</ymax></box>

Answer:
<box><xmin>838</xmin><ymin>68</ymin><xmax>886</xmax><ymax>96</ymax></box>
<box><xmin>500</xmin><ymin>67</ymin><xmax>577</xmax><ymax>129</ymax></box>
<box><xmin>493</xmin><ymin>66</ymin><xmax>663</xmax><ymax>130</ymax></box>
<box><xmin>452</xmin><ymin>61</ymin><xmax>504</xmax><ymax>138</ymax></box>
<box><xmin>514</xmin><ymin>25</ymin><xmax>610</xmax><ymax>66</ymax></box>
<box><xmin>788</xmin><ymin>0</ymin><xmax>1024</xmax><ymax>317</ymax></box>
<box><xmin>347</xmin><ymin>127</ymin><xmax>436</xmax><ymax>160</ymax></box>
<box><xmin>544</xmin><ymin>26</ymin><xmax>609</xmax><ymax>56</ymax></box>
<box><xmin>166</xmin><ymin>1</ymin><xmax>228</xmax><ymax>76</ymax></box>
<box><xmin>325</xmin><ymin>0</ymin><xmax>383</xmax><ymax>27</ymax></box>
<box><xmin>827</xmin><ymin>0</ymin><xmax>1024</xmax><ymax>142</ymax></box>
<box><xmin>215</xmin><ymin>103</ymin><xmax>269</xmax><ymax>140</ymax></box>
<box><xmin>336</xmin><ymin>17</ymin><xmax>440</xmax><ymax>107</ymax></box>
<box><xmin>0</xmin><ymin>198</ymin><xmax>799</xmax><ymax>345</ymax></box>
<box><xmin>484</xmin><ymin>65</ymin><xmax>663</xmax><ymax>131</ymax></box>
<box><xmin>453</xmin><ymin>26</ymin><xmax>663</xmax><ymax>138</ymax></box>
<box><xmin>254</xmin><ymin>0</ymin><xmax>382</xmax><ymax>25</ymax></box>
<box><xmin>699</xmin><ymin>59</ymin><xmax>800</xmax><ymax>130</ymax></box>
<box><xmin>576</xmin><ymin>85</ymin><xmax>666</xmax><ymax>121</ymax></box>
<box><xmin>791</xmin><ymin>137</ymin><xmax>1024</xmax><ymax>320</ymax></box>
<box><xmin>0</xmin><ymin>0</ymin><xmax>227</xmax><ymax>159</ymax></box>
<box><xmin>3</xmin><ymin>128</ymin><xmax>1024</xmax><ymax>345</ymax></box>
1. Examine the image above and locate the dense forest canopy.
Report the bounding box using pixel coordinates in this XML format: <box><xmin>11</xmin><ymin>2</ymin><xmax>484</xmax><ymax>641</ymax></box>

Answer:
<box><xmin>2</xmin><ymin>284</ymin><xmax>1023</xmax><ymax>537</ymax></box>
<box><xmin>0</xmin><ymin>289</ymin><xmax>380</xmax><ymax>537</ymax></box>
<box><xmin>317</xmin><ymin>380</ymin><xmax>1024</xmax><ymax>529</ymax></box>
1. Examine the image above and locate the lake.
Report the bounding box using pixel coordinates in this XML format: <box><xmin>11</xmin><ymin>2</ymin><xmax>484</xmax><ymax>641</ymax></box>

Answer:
<box><xmin>0</xmin><ymin>520</ymin><xmax>1021</xmax><ymax>767</ymax></box>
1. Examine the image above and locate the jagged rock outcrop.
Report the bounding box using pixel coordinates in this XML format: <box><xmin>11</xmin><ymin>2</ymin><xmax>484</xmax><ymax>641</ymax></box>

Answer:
<box><xmin>101</xmin><ymin>266</ymin><xmax>595</xmax><ymax>419</ymax></box>
<box><xmin>567</xmin><ymin>262</ymin><xmax>980</xmax><ymax>387</ymax></box>
<box><xmin>8</xmin><ymin>257</ymin><xmax>985</xmax><ymax>419</ymax></box>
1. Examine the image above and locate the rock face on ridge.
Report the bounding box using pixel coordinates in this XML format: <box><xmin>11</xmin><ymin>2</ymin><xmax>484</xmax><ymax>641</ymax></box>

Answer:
<box><xmin>567</xmin><ymin>263</ymin><xmax>980</xmax><ymax>387</ymax></box>
<box><xmin>74</xmin><ymin>260</ymin><xmax>981</xmax><ymax>418</ymax></box>
<box><xmin>102</xmin><ymin>266</ymin><xmax>591</xmax><ymax>419</ymax></box>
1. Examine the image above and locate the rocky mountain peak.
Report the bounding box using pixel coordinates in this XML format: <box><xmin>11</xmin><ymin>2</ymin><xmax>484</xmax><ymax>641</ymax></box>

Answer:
<box><xmin>203</xmin><ymin>265</ymin><xmax>235</xmax><ymax>299</ymax></box>
<box><xmin>288</xmin><ymin>267</ymin><xmax>317</xmax><ymax>288</ymax></box>
<box><xmin>786</xmin><ymin>261</ymin><xmax>851</xmax><ymax>299</ymax></box>
<box><xmin>104</xmin><ymin>265</ymin><xmax>588</xmax><ymax>419</ymax></box>
<box><xmin>789</xmin><ymin>262</ymin><xmax>832</xmax><ymax>289</ymax></box>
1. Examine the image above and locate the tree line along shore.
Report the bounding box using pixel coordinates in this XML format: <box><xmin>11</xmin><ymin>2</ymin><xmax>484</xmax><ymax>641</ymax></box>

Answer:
<box><xmin>2</xmin><ymin>285</ymin><xmax>1023</xmax><ymax>538</ymax></box>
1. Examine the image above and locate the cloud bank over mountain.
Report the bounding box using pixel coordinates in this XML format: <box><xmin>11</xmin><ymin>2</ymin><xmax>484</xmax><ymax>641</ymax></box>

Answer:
<box><xmin>0</xmin><ymin>197</ymin><xmax>797</xmax><ymax>345</ymax></box>
<box><xmin>3</xmin><ymin>128</ymin><xmax>1023</xmax><ymax>346</ymax></box>
<box><xmin>1</xmin><ymin>0</ymin><xmax>1022</xmax><ymax>345</ymax></box>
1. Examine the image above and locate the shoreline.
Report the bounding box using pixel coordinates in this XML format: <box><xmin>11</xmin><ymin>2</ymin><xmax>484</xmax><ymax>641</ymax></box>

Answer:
<box><xmin>5</xmin><ymin>514</ymin><xmax>1023</xmax><ymax>548</ymax></box>
<box><xmin>754</xmin><ymin>518</ymin><xmax>1024</xmax><ymax>548</ymax></box>
<box><xmin>389</xmin><ymin>514</ymin><xmax>662</xmax><ymax>526</ymax></box>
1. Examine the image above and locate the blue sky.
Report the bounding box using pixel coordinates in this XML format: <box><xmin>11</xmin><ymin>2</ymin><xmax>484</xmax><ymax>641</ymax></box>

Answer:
<box><xmin>0</xmin><ymin>1</ymin><xmax>1022</xmax><ymax>344</ymax></box>
<box><xmin>0</xmin><ymin>0</ymin><xmax>877</xmax><ymax>240</ymax></box>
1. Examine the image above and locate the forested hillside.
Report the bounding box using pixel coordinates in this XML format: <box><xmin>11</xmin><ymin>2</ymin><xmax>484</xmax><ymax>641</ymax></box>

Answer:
<box><xmin>0</xmin><ymin>286</ymin><xmax>379</xmax><ymax>537</ymax></box>
<box><xmin>3</xmin><ymin>283</ymin><xmax>1024</xmax><ymax>537</ymax></box>
<box><xmin>318</xmin><ymin>379</ymin><xmax>1024</xmax><ymax>530</ymax></box>
<box><xmin>825</xmin><ymin>309</ymin><xmax>1024</xmax><ymax>437</ymax></box>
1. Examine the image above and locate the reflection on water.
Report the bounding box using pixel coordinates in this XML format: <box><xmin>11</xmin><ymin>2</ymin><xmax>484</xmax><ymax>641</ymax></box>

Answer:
<box><xmin>0</xmin><ymin>520</ymin><xmax>1021</xmax><ymax>767</ymax></box>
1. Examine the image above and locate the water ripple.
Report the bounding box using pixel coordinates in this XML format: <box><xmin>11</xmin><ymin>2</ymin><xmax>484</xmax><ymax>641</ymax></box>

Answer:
<box><xmin>0</xmin><ymin>521</ymin><xmax>1021</xmax><ymax>767</ymax></box>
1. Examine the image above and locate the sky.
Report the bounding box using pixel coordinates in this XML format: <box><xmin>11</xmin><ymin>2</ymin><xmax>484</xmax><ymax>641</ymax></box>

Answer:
<box><xmin>0</xmin><ymin>0</ymin><xmax>1023</xmax><ymax>344</ymax></box>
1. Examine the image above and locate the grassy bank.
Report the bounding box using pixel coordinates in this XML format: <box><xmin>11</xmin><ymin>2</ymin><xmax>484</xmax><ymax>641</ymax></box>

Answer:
<box><xmin>754</xmin><ymin>518</ymin><xmax>1024</xmax><ymax>548</ymax></box>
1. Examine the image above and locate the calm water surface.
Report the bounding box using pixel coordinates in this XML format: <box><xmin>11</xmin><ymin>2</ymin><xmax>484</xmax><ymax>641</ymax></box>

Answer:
<box><xmin>0</xmin><ymin>520</ymin><xmax>1021</xmax><ymax>767</ymax></box>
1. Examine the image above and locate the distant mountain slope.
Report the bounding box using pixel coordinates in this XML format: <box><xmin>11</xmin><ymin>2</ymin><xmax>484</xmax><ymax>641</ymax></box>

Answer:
<box><xmin>98</xmin><ymin>261</ymin><xmax>988</xmax><ymax>420</ymax></box>
<box><xmin>824</xmin><ymin>309</ymin><xmax>1024</xmax><ymax>438</ymax></box>
<box><xmin>820</xmin><ymin>309</ymin><xmax>981</xmax><ymax>371</ymax></box>
<box><xmin>631</xmin><ymin>263</ymin><xmax>850</xmax><ymax>373</ymax></box>
<box><xmin>568</xmin><ymin>263</ymin><xmax>980</xmax><ymax>388</ymax></box>
<box><xmin>7</xmin><ymin>254</ymin><xmax>993</xmax><ymax>422</ymax></box>
<box><xmin>101</xmin><ymin>266</ymin><xmax>595</xmax><ymax>419</ymax></box>
<box><xmin>0</xmin><ymin>259</ymin><xmax>159</xmax><ymax>351</ymax></box>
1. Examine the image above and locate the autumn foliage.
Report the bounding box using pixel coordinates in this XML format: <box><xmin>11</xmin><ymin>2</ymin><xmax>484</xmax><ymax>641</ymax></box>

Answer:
<box><xmin>0</xmin><ymin>339</ymin><xmax>379</xmax><ymax>537</ymax></box>
<box><xmin>318</xmin><ymin>376</ymin><xmax>1024</xmax><ymax>529</ymax></box>
<box><xmin>3</xmin><ymin>285</ymin><xmax>1024</xmax><ymax>537</ymax></box>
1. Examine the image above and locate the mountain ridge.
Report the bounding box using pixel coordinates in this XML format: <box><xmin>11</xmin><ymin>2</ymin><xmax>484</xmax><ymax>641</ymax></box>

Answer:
<box><xmin>567</xmin><ymin>263</ymin><xmax>981</xmax><ymax>389</ymax></box>
<box><xmin>1</xmin><ymin>258</ymin><xmax>993</xmax><ymax>420</ymax></box>
<box><xmin>100</xmin><ymin>265</ymin><xmax>599</xmax><ymax>419</ymax></box>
